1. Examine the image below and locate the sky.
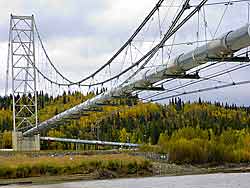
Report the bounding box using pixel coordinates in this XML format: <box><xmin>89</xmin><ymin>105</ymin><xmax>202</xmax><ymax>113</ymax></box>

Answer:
<box><xmin>0</xmin><ymin>0</ymin><xmax>250</xmax><ymax>106</ymax></box>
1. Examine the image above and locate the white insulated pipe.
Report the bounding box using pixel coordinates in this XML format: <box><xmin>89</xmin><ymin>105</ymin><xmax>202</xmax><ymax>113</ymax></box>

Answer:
<box><xmin>24</xmin><ymin>24</ymin><xmax>250</xmax><ymax>136</ymax></box>
<box><xmin>40</xmin><ymin>137</ymin><xmax>140</xmax><ymax>147</ymax></box>
<box><xmin>121</xmin><ymin>24</ymin><xmax>250</xmax><ymax>92</ymax></box>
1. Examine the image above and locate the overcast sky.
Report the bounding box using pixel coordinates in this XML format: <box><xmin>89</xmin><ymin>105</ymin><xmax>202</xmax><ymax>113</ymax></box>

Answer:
<box><xmin>0</xmin><ymin>0</ymin><xmax>250</xmax><ymax>106</ymax></box>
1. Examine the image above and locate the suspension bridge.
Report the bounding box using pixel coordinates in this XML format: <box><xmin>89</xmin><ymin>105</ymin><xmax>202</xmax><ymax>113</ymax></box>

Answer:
<box><xmin>4</xmin><ymin>0</ymin><xmax>250</xmax><ymax>151</ymax></box>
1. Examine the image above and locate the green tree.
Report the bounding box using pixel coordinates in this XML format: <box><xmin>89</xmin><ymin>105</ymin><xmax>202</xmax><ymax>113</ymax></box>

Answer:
<box><xmin>119</xmin><ymin>128</ymin><xmax>128</xmax><ymax>143</ymax></box>
<box><xmin>2</xmin><ymin>131</ymin><xmax>12</xmax><ymax>149</ymax></box>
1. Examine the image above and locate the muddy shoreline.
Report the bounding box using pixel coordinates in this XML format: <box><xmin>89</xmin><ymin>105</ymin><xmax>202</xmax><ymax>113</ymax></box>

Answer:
<box><xmin>1</xmin><ymin>162</ymin><xmax>250</xmax><ymax>186</ymax></box>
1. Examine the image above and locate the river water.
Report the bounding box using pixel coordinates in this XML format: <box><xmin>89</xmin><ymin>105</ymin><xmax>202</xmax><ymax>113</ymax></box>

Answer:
<box><xmin>6</xmin><ymin>173</ymin><xmax>250</xmax><ymax>188</ymax></box>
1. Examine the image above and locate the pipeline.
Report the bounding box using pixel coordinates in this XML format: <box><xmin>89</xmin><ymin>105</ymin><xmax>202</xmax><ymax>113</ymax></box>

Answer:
<box><xmin>24</xmin><ymin>24</ymin><xmax>250</xmax><ymax>136</ymax></box>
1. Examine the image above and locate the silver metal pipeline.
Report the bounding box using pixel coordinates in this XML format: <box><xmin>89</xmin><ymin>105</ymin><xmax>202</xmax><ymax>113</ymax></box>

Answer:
<box><xmin>121</xmin><ymin>24</ymin><xmax>250</xmax><ymax>93</ymax></box>
<box><xmin>40</xmin><ymin>137</ymin><xmax>140</xmax><ymax>147</ymax></box>
<box><xmin>24</xmin><ymin>24</ymin><xmax>250</xmax><ymax>136</ymax></box>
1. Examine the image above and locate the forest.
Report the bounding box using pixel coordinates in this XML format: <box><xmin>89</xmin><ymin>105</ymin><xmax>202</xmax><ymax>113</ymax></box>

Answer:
<box><xmin>1</xmin><ymin>91</ymin><xmax>250</xmax><ymax>163</ymax></box>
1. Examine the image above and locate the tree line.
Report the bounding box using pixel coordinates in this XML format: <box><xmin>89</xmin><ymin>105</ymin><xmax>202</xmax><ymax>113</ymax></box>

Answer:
<box><xmin>1</xmin><ymin>92</ymin><xmax>250</xmax><ymax>164</ymax></box>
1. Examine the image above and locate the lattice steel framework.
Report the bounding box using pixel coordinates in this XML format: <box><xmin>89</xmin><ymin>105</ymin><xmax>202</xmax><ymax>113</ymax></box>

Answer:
<box><xmin>9</xmin><ymin>15</ymin><xmax>38</xmax><ymax>132</ymax></box>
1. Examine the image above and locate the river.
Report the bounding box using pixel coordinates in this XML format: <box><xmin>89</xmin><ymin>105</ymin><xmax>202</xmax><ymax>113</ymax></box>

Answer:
<box><xmin>5</xmin><ymin>173</ymin><xmax>250</xmax><ymax>188</ymax></box>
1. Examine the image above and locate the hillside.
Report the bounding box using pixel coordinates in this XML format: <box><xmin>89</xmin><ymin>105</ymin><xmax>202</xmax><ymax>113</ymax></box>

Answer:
<box><xmin>1</xmin><ymin>93</ymin><xmax>250</xmax><ymax>163</ymax></box>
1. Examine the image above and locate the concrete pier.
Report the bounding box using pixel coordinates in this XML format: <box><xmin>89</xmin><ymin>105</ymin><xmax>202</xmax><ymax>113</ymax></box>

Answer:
<box><xmin>12</xmin><ymin>132</ymin><xmax>40</xmax><ymax>151</ymax></box>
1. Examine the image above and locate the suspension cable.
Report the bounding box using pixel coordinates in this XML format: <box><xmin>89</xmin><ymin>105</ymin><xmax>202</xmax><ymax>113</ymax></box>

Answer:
<box><xmin>33</xmin><ymin>0</ymin><xmax>166</xmax><ymax>86</ymax></box>
<box><xmin>31</xmin><ymin>0</ymin><xmax>198</xmax><ymax>87</ymax></box>
<box><xmin>141</xmin><ymin>50</ymin><xmax>250</xmax><ymax>100</ymax></box>
<box><xmin>150</xmin><ymin>80</ymin><xmax>250</xmax><ymax>102</ymax></box>
<box><xmin>143</xmin><ymin>58</ymin><xmax>250</xmax><ymax>101</ymax></box>
<box><xmin>34</xmin><ymin>21</ymin><xmax>73</xmax><ymax>84</ymax></box>
<box><xmin>121</xmin><ymin>0</ymin><xmax>208</xmax><ymax>86</ymax></box>
<box><xmin>121</xmin><ymin>0</ymin><xmax>193</xmax><ymax>85</ymax></box>
<box><xmin>162</xmin><ymin>0</ymin><xmax>250</xmax><ymax>7</ymax></box>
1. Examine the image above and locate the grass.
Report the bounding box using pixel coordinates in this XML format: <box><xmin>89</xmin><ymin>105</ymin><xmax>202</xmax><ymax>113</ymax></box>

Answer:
<box><xmin>0</xmin><ymin>153</ymin><xmax>153</xmax><ymax>179</ymax></box>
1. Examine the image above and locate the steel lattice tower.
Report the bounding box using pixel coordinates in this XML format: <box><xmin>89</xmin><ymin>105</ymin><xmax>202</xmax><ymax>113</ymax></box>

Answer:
<box><xmin>9</xmin><ymin>15</ymin><xmax>38</xmax><ymax>132</ymax></box>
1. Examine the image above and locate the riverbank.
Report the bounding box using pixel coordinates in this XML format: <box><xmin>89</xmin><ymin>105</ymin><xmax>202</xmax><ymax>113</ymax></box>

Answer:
<box><xmin>2</xmin><ymin>163</ymin><xmax>250</xmax><ymax>186</ymax></box>
<box><xmin>1</xmin><ymin>152</ymin><xmax>250</xmax><ymax>185</ymax></box>
<box><xmin>0</xmin><ymin>153</ymin><xmax>153</xmax><ymax>185</ymax></box>
<box><xmin>7</xmin><ymin>173</ymin><xmax>250</xmax><ymax>188</ymax></box>
<box><xmin>153</xmin><ymin>162</ymin><xmax>250</xmax><ymax>176</ymax></box>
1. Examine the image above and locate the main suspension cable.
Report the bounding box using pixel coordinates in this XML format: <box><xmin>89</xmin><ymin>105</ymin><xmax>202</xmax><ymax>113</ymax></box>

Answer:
<box><xmin>33</xmin><ymin>0</ymin><xmax>167</xmax><ymax>87</ymax></box>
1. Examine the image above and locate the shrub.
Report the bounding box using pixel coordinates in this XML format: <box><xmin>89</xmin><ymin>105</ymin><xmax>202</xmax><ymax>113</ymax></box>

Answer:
<box><xmin>127</xmin><ymin>162</ymin><xmax>138</xmax><ymax>174</ymax></box>
<box><xmin>107</xmin><ymin>160</ymin><xmax>120</xmax><ymax>171</ymax></box>
<box><xmin>16</xmin><ymin>165</ymin><xmax>31</xmax><ymax>178</ymax></box>
<box><xmin>168</xmin><ymin>138</ymin><xmax>207</xmax><ymax>164</ymax></box>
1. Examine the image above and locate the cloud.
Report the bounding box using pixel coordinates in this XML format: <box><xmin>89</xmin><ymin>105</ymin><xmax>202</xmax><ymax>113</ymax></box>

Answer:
<box><xmin>0</xmin><ymin>0</ymin><xmax>250</xmax><ymax>106</ymax></box>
